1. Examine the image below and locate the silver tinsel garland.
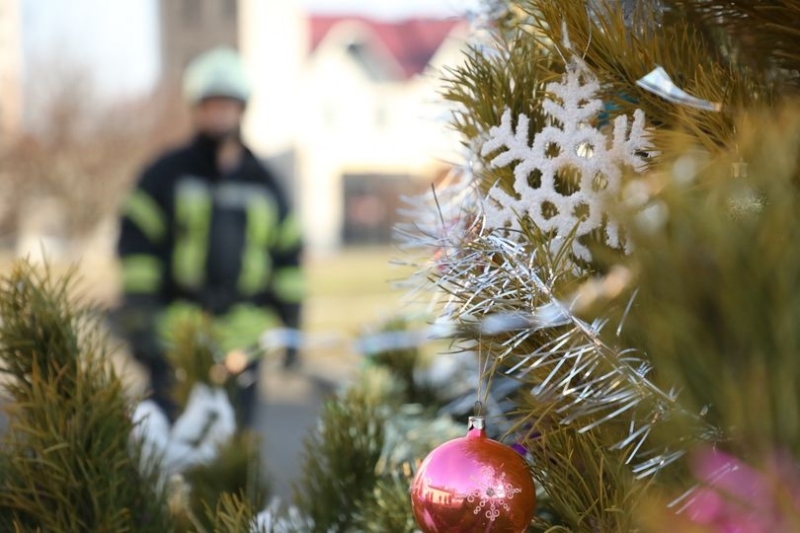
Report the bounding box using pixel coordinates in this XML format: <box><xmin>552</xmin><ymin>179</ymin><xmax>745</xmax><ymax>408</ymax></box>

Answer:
<box><xmin>396</xmin><ymin>147</ymin><xmax>719</xmax><ymax>479</ymax></box>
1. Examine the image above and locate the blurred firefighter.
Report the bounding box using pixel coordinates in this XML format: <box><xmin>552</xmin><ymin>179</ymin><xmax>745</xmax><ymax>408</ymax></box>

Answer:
<box><xmin>115</xmin><ymin>47</ymin><xmax>304</xmax><ymax>426</ymax></box>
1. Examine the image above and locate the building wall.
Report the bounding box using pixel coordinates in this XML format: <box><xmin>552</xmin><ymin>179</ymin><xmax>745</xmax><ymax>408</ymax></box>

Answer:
<box><xmin>239</xmin><ymin>2</ymin><xmax>467</xmax><ymax>251</ymax></box>
<box><xmin>239</xmin><ymin>0</ymin><xmax>308</xmax><ymax>157</ymax></box>
<box><xmin>295</xmin><ymin>25</ymin><xmax>465</xmax><ymax>251</ymax></box>
<box><xmin>159</xmin><ymin>0</ymin><xmax>239</xmax><ymax>88</ymax></box>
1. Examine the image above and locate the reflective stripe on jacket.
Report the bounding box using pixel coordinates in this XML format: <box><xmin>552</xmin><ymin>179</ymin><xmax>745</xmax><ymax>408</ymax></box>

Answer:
<box><xmin>117</xmin><ymin>134</ymin><xmax>304</xmax><ymax>351</ymax></box>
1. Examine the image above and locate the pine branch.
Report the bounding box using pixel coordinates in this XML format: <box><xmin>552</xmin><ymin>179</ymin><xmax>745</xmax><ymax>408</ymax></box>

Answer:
<box><xmin>293</xmin><ymin>368</ymin><xmax>389</xmax><ymax>533</ymax></box>
<box><xmin>525</xmin><ymin>425</ymin><xmax>651</xmax><ymax>532</ymax></box>
<box><xmin>182</xmin><ymin>431</ymin><xmax>268</xmax><ymax>533</ymax></box>
<box><xmin>0</xmin><ymin>261</ymin><xmax>172</xmax><ymax>532</ymax></box>
<box><xmin>351</xmin><ymin>472</ymin><xmax>417</xmax><ymax>533</ymax></box>
<box><xmin>207</xmin><ymin>491</ymin><xmax>262</xmax><ymax>533</ymax></box>
<box><xmin>523</xmin><ymin>0</ymin><xmax>769</xmax><ymax>157</ymax></box>
<box><xmin>620</xmin><ymin>104</ymin><xmax>800</xmax><ymax>458</ymax></box>
<box><xmin>440</xmin><ymin>11</ymin><xmax>555</xmax><ymax>198</ymax></box>
<box><xmin>0</xmin><ymin>263</ymin><xmax>82</xmax><ymax>395</ymax></box>
<box><xmin>666</xmin><ymin>0</ymin><xmax>800</xmax><ymax>89</ymax></box>
<box><xmin>165</xmin><ymin>315</ymin><xmax>221</xmax><ymax>410</ymax></box>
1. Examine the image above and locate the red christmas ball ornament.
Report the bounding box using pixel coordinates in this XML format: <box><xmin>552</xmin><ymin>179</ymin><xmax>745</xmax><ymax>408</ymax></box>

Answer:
<box><xmin>411</xmin><ymin>416</ymin><xmax>536</xmax><ymax>532</ymax></box>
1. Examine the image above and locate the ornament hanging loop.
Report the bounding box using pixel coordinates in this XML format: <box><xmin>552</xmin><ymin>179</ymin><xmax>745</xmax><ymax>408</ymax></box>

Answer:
<box><xmin>470</xmin><ymin>399</ymin><xmax>485</xmax><ymax>432</ymax></box>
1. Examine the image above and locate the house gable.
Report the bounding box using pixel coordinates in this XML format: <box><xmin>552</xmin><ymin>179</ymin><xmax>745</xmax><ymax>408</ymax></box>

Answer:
<box><xmin>309</xmin><ymin>16</ymin><xmax>465</xmax><ymax>81</ymax></box>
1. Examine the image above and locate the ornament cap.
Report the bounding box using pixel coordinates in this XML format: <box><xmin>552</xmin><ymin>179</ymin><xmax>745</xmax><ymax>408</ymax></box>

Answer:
<box><xmin>467</xmin><ymin>415</ymin><xmax>486</xmax><ymax>438</ymax></box>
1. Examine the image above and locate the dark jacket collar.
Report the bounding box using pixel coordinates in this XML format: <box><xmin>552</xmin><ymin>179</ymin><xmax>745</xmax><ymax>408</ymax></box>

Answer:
<box><xmin>187</xmin><ymin>132</ymin><xmax>256</xmax><ymax>181</ymax></box>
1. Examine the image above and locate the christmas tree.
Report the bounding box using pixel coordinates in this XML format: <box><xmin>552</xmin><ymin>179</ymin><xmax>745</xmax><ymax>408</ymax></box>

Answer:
<box><xmin>6</xmin><ymin>1</ymin><xmax>800</xmax><ymax>531</ymax></box>
<box><xmin>390</xmin><ymin>0</ymin><xmax>800</xmax><ymax>530</ymax></box>
<box><xmin>0</xmin><ymin>262</ymin><xmax>269</xmax><ymax>532</ymax></box>
<box><xmin>285</xmin><ymin>0</ymin><xmax>800</xmax><ymax>530</ymax></box>
<box><xmin>0</xmin><ymin>263</ymin><xmax>173</xmax><ymax>531</ymax></box>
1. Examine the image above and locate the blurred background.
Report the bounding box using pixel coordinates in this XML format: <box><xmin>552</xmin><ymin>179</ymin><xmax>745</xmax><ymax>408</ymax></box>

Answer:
<box><xmin>0</xmin><ymin>0</ymin><xmax>473</xmax><ymax>498</ymax></box>
<box><xmin>0</xmin><ymin>0</ymin><xmax>475</xmax><ymax>345</ymax></box>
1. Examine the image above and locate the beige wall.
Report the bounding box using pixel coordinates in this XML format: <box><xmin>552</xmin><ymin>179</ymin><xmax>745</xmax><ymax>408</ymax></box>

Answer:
<box><xmin>295</xmin><ymin>26</ymin><xmax>466</xmax><ymax>251</ymax></box>
<box><xmin>239</xmin><ymin>0</ymin><xmax>308</xmax><ymax>156</ymax></box>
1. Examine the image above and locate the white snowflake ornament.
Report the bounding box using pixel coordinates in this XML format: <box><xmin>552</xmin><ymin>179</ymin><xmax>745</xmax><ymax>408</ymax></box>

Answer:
<box><xmin>481</xmin><ymin>59</ymin><xmax>652</xmax><ymax>261</ymax></box>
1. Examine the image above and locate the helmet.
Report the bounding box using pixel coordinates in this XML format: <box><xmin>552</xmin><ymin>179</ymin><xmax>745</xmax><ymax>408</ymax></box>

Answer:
<box><xmin>182</xmin><ymin>47</ymin><xmax>251</xmax><ymax>105</ymax></box>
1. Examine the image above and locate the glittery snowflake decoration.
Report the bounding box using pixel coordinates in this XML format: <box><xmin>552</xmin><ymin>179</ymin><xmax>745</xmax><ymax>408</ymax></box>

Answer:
<box><xmin>466</xmin><ymin>465</ymin><xmax>523</xmax><ymax>522</ymax></box>
<box><xmin>481</xmin><ymin>59</ymin><xmax>652</xmax><ymax>261</ymax></box>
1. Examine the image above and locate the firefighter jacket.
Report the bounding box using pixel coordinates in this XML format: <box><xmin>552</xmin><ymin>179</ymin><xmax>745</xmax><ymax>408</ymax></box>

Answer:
<box><xmin>116</xmin><ymin>134</ymin><xmax>303</xmax><ymax>356</ymax></box>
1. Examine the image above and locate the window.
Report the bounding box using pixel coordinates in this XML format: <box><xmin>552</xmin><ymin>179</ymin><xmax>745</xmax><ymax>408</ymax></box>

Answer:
<box><xmin>342</xmin><ymin>174</ymin><xmax>429</xmax><ymax>245</ymax></box>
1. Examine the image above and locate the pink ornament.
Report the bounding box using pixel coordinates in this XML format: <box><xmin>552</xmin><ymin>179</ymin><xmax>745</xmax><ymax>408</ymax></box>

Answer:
<box><xmin>410</xmin><ymin>416</ymin><xmax>536</xmax><ymax>532</ymax></box>
<box><xmin>684</xmin><ymin>447</ymin><xmax>800</xmax><ymax>532</ymax></box>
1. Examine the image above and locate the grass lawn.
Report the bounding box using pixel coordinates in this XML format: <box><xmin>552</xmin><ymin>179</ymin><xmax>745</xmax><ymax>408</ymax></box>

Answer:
<box><xmin>305</xmin><ymin>246</ymin><xmax>416</xmax><ymax>334</ymax></box>
<box><xmin>300</xmin><ymin>245</ymin><xmax>425</xmax><ymax>377</ymax></box>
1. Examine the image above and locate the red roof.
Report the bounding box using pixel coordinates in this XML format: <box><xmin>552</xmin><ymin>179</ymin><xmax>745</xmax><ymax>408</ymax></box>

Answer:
<box><xmin>309</xmin><ymin>16</ymin><xmax>465</xmax><ymax>79</ymax></box>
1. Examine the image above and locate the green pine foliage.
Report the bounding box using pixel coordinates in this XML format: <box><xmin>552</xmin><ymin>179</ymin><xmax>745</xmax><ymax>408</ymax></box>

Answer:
<box><xmin>668</xmin><ymin>0</ymin><xmax>800</xmax><ymax>88</ymax></box>
<box><xmin>182</xmin><ymin>431</ymin><xmax>268</xmax><ymax>533</ymax></box>
<box><xmin>526</xmin><ymin>426</ymin><xmax>647</xmax><ymax>532</ymax></box>
<box><xmin>521</xmin><ymin>0</ymin><xmax>769</xmax><ymax>157</ymax></box>
<box><xmin>0</xmin><ymin>262</ymin><xmax>173</xmax><ymax>532</ymax></box>
<box><xmin>442</xmin><ymin>6</ymin><xmax>555</xmax><ymax>198</ymax></box>
<box><xmin>0</xmin><ymin>263</ymin><xmax>270</xmax><ymax>532</ymax></box>
<box><xmin>161</xmin><ymin>315</ymin><xmax>269</xmax><ymax>532</ymax></box>
<box><xmin>292</xmin><ymin>326</ymin><xmax>468</xmax><ymax>531</ymax></box>
<box><xmin>293</xmin><ymin>367</ymin><xmax>389</xmax><ymax>533</ymax></box>
<box><xmin>619</xmin><ymin>107</ymin><xmax>800</xmax><ymax>462</ymax></box>
<box><xmin>166</xmin><ymin>315</ymin><xmax>221</xmax><ymax>410</ymax></box>
<box><xmin>206</xmin><ymin>491</ymin><xmax>262</xmax><ymax>533</ymax></box>
<box><xmin>350</xmin><ymin>472</ymin><xmax>417</xmax><ymax>533</ymax></box>
<box><xmin>362</xmin><ymin>316</ymin><xmax>439</xmax><ymax>407</ymax></box>
<box><xmin>430</xmin><ymin>0</ymin><xmax>800</xmax><ymax>530</ymax></box>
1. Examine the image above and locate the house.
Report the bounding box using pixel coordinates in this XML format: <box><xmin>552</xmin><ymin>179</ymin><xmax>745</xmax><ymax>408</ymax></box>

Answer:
<box><xmin>239</xmin><ymin>2</ymin><xmax>468</xmax><ymax>251</ymax></box>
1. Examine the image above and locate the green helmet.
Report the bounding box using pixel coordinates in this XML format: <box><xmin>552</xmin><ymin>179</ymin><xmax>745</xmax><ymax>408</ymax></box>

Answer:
<box><xmin>182</xmin><ymin>47</ymin><xmax>251</xmax><ymax>105</ymax></box>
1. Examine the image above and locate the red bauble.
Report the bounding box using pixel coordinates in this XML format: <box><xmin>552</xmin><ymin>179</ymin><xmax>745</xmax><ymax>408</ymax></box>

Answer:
<box><xmin>410</xmin><ymin>416</ymin><xmax>536</xmax><ymax>532</ymax></box>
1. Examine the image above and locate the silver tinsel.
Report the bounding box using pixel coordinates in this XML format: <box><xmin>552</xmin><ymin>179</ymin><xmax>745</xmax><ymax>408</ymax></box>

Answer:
<box><xmin>392</xmin><ymin>0</ymin><xmax>717</xmax><ymax>481</ymax></box>
<box><xmin>395</xmin><ymin>152</ymin><xmax>718</xmax><ymax>478</ymax></box>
